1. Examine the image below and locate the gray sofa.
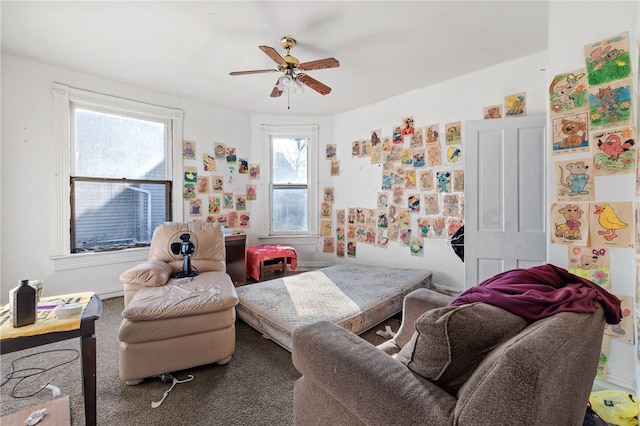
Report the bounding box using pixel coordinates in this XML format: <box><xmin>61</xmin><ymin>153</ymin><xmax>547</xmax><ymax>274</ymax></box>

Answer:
<box><xmin>292</xmin><ymin>287</ymin><xmax>606</xmax><ymax>425</ymax></box>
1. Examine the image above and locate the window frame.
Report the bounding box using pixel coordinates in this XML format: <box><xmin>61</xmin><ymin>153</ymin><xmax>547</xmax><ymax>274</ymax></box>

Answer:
<box><xmin>260</xmin><ymin>124</ymin><xmax>319</xmax><ymax>242</ymax></box>
<box><xmin>52</xmin><ymin>83</ymin><xmax>183</xmax><ymax>268</ymax></box>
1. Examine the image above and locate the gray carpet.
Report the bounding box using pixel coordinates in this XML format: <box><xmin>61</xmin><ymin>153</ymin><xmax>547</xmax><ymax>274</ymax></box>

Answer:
<box><xmin>1</xmin><ymin>296</ymin><xmax>399</xmax><ymax>425</ymax></box>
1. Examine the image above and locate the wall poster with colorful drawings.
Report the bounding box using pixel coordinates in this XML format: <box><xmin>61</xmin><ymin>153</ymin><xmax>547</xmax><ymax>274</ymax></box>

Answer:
<box><xmin>590</xmin><ymin>125</ymin><xmax>636</xmax><ymax>176</ymax></box>
<box><xmin>554</xmin><ymin>158</ymin><xmax>594</xmax><ymax>201</ymax></box>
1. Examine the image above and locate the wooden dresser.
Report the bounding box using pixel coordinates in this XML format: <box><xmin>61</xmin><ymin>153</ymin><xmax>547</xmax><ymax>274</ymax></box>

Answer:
<box><xmin>224</xmin><ymin>234</ymin><xmax>246</xmax><ymax>286</ymax></box>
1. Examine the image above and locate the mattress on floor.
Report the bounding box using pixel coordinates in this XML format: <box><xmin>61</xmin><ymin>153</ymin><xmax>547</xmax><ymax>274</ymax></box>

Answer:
<box><xmin>235</xmin><ymin>263</ymin><xmax>433</xmax><ymax>351</ymax></box>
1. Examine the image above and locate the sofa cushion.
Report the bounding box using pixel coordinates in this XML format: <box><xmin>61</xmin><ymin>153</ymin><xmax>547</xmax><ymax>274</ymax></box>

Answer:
<box><xmin>119</xmin><ymin>260</ymin><xmax>173</xmax><ymax>287</ymax></box>
<box><xmin>397</xmin><ymin>302</ymin><xmax>528</xmax><ymax>394</ymax></box>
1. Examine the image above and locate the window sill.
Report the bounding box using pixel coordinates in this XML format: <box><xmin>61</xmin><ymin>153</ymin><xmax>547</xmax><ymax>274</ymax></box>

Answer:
<box><xmin>51</xmin><ymin>247</ymin><xmax>149</xmax><ymax>271</ymax></box>
<box><xmin>257</xmin><ymin>235</ymin><xmax>320</xmax><ymax>246</ymax></box>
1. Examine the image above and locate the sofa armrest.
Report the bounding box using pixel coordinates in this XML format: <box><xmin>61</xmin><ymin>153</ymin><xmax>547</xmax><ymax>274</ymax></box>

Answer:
<box><xmin>292</xmin><ymin>321</ymin><xmax>455</xmax><ymax>425</ymax></box>
<box><xmin>119</xmin><ymin>260</ymin><xmax>173</xmax><ymax>287</ymax></box>
<box><xmin>390</xmin><ymin>288</ymin><xmax>454</xmax><ymax>350</ymax></box>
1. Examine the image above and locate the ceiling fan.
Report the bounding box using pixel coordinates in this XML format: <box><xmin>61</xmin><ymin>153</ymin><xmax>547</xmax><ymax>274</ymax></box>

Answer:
<box><xmin>229</xmin><ymin>36</ymin><xmax>340</xmax><ymax>98</ymax></box>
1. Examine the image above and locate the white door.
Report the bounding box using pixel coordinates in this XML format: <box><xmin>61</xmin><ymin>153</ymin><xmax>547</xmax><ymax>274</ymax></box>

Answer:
<box><xmin>464</xmin><ymin>115</ymin><xmax>547</xmax><ymax>288</ymax></box>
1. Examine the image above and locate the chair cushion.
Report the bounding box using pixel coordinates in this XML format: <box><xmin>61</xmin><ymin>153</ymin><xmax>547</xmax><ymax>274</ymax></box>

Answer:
<box><xmin>396</xmin><ymin>302</ymin><xmax>528</xmax><ymax>394</ymax></box>
<box><xmin>119</xmin><ymin>260</ymin><xmax>173</xmax><ymax>287</ymax></box>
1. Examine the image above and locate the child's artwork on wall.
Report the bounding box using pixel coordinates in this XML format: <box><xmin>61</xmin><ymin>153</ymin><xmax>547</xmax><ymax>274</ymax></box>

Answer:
<box><xmin>430</xmin><ymin>217</ymin><xmax>447</xmax><ymax>239</ymax></box>
<box><xmin>392</xmin><ymin>185</ymin><xmax>403</xmax><ymax>205</ymax></box>
<box><xmin>587</xmin><ymin>79</ymin><xmax>633</xmax><ymax>129</ymax></box>
<box><xmin>227</xmin><ymin>211</ymin><xmax>239</xmax><ymax>228</ymax></box>
<box><xmin>504</xmin><ymin>92</ymin><xmax>526</xmax><ymax>117</ymax></box>
<box><xmin>330</xmin><ymin>160</ymin><xmax>340</xmax><ymax>176</ymax></box>
<box><xmin>359</xmin><ymin>139</ymin><xmax>370</xmax><ymax>157</ymax></box>
<box><xmin>320</xmin><ymin>219</ymin><xmax>332</xmax><ymax>236</ymax></box>
<box><xmin>392</xmin><ymin>126</ymin><xmax>402</xmax><ymax>144</ymax></box>
<box><xmin>246</xmin><ymin>185</ymin><xmax>256</xmax><ymax>201</ymax></box>
<box><xmin>401</xmin><ymin>148</ymin><xmax>413</xmax><ymax>166</ymax></box>
<box><xmin>189</xmin><ymin>199</ymin><xmax>202</xmax><ymax>216</ymax></box>
<box><xmin>226</xmin><ymin>147</ymin><xmax>237</xmax><ymax>163</ymax></box>
<box><xmin>184</xmin><ymin>166</ymin><xmax>197</xmax><ymax>183</ymax></box>
<box><xmin>424</xmin><ymin>193</ymin><xmax>440</xmax><ymax>215</ymax></box>
<box><xmin>376</xmin><ymin>229</ymin><xmax>389</xmax><ymax>248</ymax></box>
<box><xmin>203</xmin><ymin>153</ymin><xmax>216</xmax><ymax>171</ymax></box>
<box><xmin>412</xmin><ymin>148</ymin><xmax>426</xmax><ymax>167</ymax></box>
<box><xmin>589</xmin><ymin>202</ymin><xmax>633</xmax><ymax>248</ymax></box>
<box><xmin>320</xmin><ymin>201</ymin><xmax>332</xmax><ymax>218</ymax></box>
<box><xmin>442</xmin><ymin>194</ymin><xmax>459</xmax><ymax>216</ymax></box>
<box><xmin>370</xmin><ymin>129</ymin><xmax>381</xmax><ymax>147</ymax></box>
<box><xmin>446</xmin><ymin>146</ymin><xmax>462</xmax><ymax>165</ymax></box>
<box><xmin>238</xmin><ymin>158</ymin><xmax>249</xmax><ymax>174</ymax></box>
<box><xmin>417</xmin><ymin>218</ymin><xmax>430</xmax><ymax>237</ymax></box>
<box><xmin>410</xmin><ymin>237</ymin><xmax>423</xmax><ymax>256</ymax></box>
<box><xmin>347</xmin><ymin>240</ymin><xmax>357</xmax><ymax>257</ymax></box>
<box><xmin>584</xmin><ymin>31</ymin><xmax>631</xmax><ymax>86</ymax></box>
<box><xmin>214</xmin><ymin>143</ymin><xmax>226</xmax><ymax>158</ymax></box>
<box><xmin>197</xmin><ymin>176</ymin><xmax>210</xmax><ymax>194</ymax></box>
<box><xmin>483</xmin><ymin>105</ymin><xmax>502</xmax><ymax>119</ymax></box>
<box><xmin>411</xmin><ymin>127</ymin><xmax>424</xmax><ymax>148</ymax></box>
<box><xmin>550</xmin><ymin>203</ymin><xmax>588</xmax><ymax>245</ymax></box>
<box><xmin>393</xmin><ymin>167</ymin><xmax>405</xmax><ymax>186</ymax></box>
<box><xmin>208</xmin><ymin>196</ymin><xmax>221</xmax><ymax>215</ymax></box>
<box><xmin>445</xmin><ymin>121</ymin><xmax>461</xmax><ymax>145</ymax></box>
<box><xmin>549</xmin><ymin>69</ymin><xmax>588</xmax><ymax>115</ymax></box>
<box><xmin>554</xmin><ymin>158</ymin><xmax>594</xmax><ymax>201</ymax></box>
<box><xmin>436</xmin><ymin>171</ymin><xmax>451</xmax><ymax>193</ymax></box>
<box><xmin>351</xmin><ymin>140</ymin><xmax>360</xmax><ymax>157</ymax></box>
<box><xmin>249</xmin><ymin>164</ymin><xmax>260</xmax><ymax>179</ymax></box>
<box><xmin>401</xmin><ymin>116</ymin><xmax>415</xmax><ymax>143</ymax></box>
<box><xmin>567</xmin><ymin>246</ymin><xmax>611</xmax><ymax>289</ymax></box>
<box><xmin>377</xmin><ymin>192</ymin><xmax>388</xmax><ymax>208</ymax></box>
<box><xmin>222</xmin><ymin>192</ymin><xmax>234</xmax><ymax>209</ymax></box>
<box><xmin>382</xmin><ymin>136</ymin><xmax>393</xmax><ymax>152</ymax></box>
<box><xmin>323</xmin><ymin>237</ymin><xmax>335</xmax><ymax>253</ymax></box>
<box><xmin>324</xmin><ymin>187</ymin><xmax>335</xmax><ymax>202</ymax></box>
<box><xmin>427</xmin><ymin>143</ymin><xmax>442</xmax><ymax>167</ymax></box>
<box><xmin>325</xmin><ymin>144</ymin><xmax>337</xmax><ymax>160</ymax></box>
<box><xmin>447</xmin><ymin>218</ymin><xmax>463</xmax><ymax>237</ymax></box>
<box><xmin>239</xmin><ymin>212</ymin><xmax>250</xmax><ymax>228</ymax></box>
<box><xmin>212</xmin><ymin>176</ymin><xmax>224</xmax><ymax>192</ymax></box>
<box><xmin>453</xmin><ymin>169</ymin><xmax>464</xmax><ymax>192</ymax></box>
<box><xmin>636</xmin><ymin>206</ymin><xmax>640</xmax><ymax>254</ymax></box>
<box><xmin>182</xmin><ymin>140</ymin><xmax>196</xmax><ymax>159</ymax></box>
<box><xmin>419</xmin><ymin>170</ymin><xmax>434</xmax><ymax>191</ymax></box>
<box><xmin>425</xmin><ymin>124</ymin><xmax>440</xmax><ymax>144</ymax></box>
<box><xmin>551</xmin><ymin>111</ymin><xmax>589</xmax><ymax>155</ymax></box>
<box><xmin>376</xmin><ymin>209</ymin><xmax>388</xmax><ymax>229</ymax></box>
<box><xmin>591</xmin><ymin>126</ymin><xmax>636</xmax><ymax>176</ymax></box>
<box><xmin>404</xmin><ymin>169</ymin><xmax>417</xmax><ymax>189</ymax></box>
<box><xmin>605</xmin><ymin>294</ymin><xmax>634</xmax><ymax>345</ymax></box>
<box><xmin>336</xmin><ymin>241</ymin><xmax>345</xmax><ymax>257</ymax></box>
<box><xmin>407</xmin><ymin>194</ymin><xmax>420</xmax><ymax>213</ymax></box>
<box><xmin>597</xmin><ymin>336</ymin><xmax>610</xmax><ymax>379</ymax></box>
<box><xmin>370</xmin><ymin>146</ymin><xmax>381</xmax><ymax>164</ymax></box>
<box><xmin>399</xmin><ymin>228</ymin><xmax>412</xmax><ymax>247</ymax></box>
<box><xmin>235</xmin><ymin>194</ymin><xmax>246</xmax><ymax>211</ymax></box>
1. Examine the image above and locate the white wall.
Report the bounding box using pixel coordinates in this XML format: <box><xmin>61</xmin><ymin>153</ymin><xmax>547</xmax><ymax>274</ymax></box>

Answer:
<box><xmin>547</xmin><ymin>1</ymin><xmax>639</xmax><ymax>393</ymax></box>
<box><xmin>1</xmin><ymin>54</ymin><xmax>251</xmax><ymax>301</ymax></box>
<box><xmin>330</xmin><ymin>51</ymin><xmax>548</xmax><ymax>290</ymax></box>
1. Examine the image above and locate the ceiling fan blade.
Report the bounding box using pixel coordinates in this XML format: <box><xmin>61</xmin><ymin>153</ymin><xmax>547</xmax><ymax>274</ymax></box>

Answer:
<box><xmin>259</xmin><ymin>45</ymin><xmax>287</xmax><ymax>66</ymax></box>
<box><xmin>297</xmin><ymin>73</ymin><xmax>331</xmax><ymax>95</ymax></box>
<box><xmin>270</xmin><ymin>78</ymin><xmax>283</xmax><ymax>98</ymax></box>
<box><xmin>297</xmin><ymin>58</ymin><xmax>340</xmax><ymax>71</ymax></box>
<box><xmin>229</xmin><ymin>69</ymin><xmax>277</xmax><ymax>76</ymax></box>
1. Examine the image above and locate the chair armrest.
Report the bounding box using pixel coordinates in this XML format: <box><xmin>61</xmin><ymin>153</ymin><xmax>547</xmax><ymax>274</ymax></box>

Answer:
<box><xmin>390</xmin><ymin>288</ymin><xmax>454</xmax><ymax>349</ymax></box>
<box><xmin>119</xmin><ymin>260</ymin><xmax>173</xmax><ymax>287</ymax></box>
<box><xmin>292</xmin><ymin>321</ymin><xmax>455</xmax><ymax>425</ymax></box>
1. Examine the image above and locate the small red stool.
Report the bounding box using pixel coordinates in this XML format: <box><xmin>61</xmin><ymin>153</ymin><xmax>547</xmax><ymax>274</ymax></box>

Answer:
<box><xmin>246</xmin><ymin>245</ymin><xmax>298</xmax><ymax>281</ymax></box>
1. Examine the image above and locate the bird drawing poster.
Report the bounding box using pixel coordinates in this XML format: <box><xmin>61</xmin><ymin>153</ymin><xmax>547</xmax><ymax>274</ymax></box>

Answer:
<box><xmin>584</xmin><ymin>31</ymin><xmax>631</xmax><ymax>86</ymax></box>
<box><xmin>550</xmin><ymin>203</ymin><xmax>589</xmax><ymax>246</ymax></box>
<box><xmin>567</xmin><ymin>246</ymin><xmax>611</xmax><ymax>290</ymax></box>
<box><xmin>589</xmin><ymin>202</ymin><xmax>633</xmax><ymax>248</ymax></box>
<box><xmin>554</xmin><ymin>157</ymin><xmax>594</xmax><ymax>202</ymax></box>
<box><xmin>590</xmin><ymin>126</ymin><xmax>636</xmax><ymax>176</ymax></box>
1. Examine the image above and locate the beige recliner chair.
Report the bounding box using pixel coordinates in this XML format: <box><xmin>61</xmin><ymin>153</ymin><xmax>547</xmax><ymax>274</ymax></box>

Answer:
<box><xmin>118</xmin><ymin>222</ymin><xmax>239</xmax><ymax>385</ymax></box>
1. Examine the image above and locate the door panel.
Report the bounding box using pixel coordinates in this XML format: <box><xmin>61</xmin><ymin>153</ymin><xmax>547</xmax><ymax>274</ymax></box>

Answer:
<box><xmin>465</xmin><ymin>115</ymin><xmax>547</xmax><ymax>287</ymax></box>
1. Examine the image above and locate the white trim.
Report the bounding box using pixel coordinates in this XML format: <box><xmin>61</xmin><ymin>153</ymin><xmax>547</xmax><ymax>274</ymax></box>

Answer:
<box><xmin>257</xmin><ymin>234</ymin><xmax>321</xmax><ymax>245</ymax></box>
<box><xmin>260</xmin><ymin>124</ymin><xmax>319</xmax><ymax>237</ymax></box>
<box><xmin>52</xmin><ymin>248</ymin><xmax>149</xmax><ymax>271</ymax></box>
<box><xmin>51</xmin><ymin>83</ymin><xmax>183</xmax><ymax>266</ymax></box>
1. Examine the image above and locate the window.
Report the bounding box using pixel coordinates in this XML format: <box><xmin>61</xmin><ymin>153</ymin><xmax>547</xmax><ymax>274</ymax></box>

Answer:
<box><xmin>53</xmin><ymin>83</ymin><xmax>183</xmax><ymax>259</ymax></box>
<box><xmin>262</xmin><ymin>125</ymin><xmax>318</xmax><ymax>237</ymax></box>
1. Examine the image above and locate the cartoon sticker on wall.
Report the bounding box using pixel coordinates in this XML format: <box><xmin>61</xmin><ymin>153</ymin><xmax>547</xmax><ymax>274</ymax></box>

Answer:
<box><xmin>444</xmin><ymin>121</ymin><xmax>461</xmax><ymax>145</ymax></box>
<box><xmin>591</xmin><ymin>126</ymin><xmax>636</xmax><ymax>176</ymax></box>
<box><xmin>325</xmin><ymin>144</ymin><xmax>337</xmax><ymax>160</ymax></box>
<box><xmin>587</xmin><ymin>79</ymin><xmax>633</xmax><ymax>129</ymax></box>
<box><xmin>214</xmin><ymin>143</ymin><xmax>226</xmax><ymax>159</ymax></box>
<box><xmin>567</xmin><ymin>246</ymin><xmax>611</xmax><ymax>290</ymax></box>
<box><xmin>182</xmin><ymin>140</ymin><xmax>196</xmax><ymax>159</ymax></box>
<box><xmin>589</xmin><ymin>202</ymin><xmax>633</xmax><ymax>248</ymax></box>
<box><xmin>483</xmin><ymin>105</ymin><xmax>502</xmax><ymax>119</ymax></box>
<box><xmin>551</xmin><ymin>111</ymin><xmax>589</xmax><ymax>155</ymax></box>
<box><xmin>189</xmin><ymin>198</ymin><xmax>202</xmax><ymax>216</ymax></box>
<box><xmin>504</xmin><ymin>92</ymin><xmax>526</xmax><ymax>117</ymax></box>
<box><xmin>203</xmin><ymin>153</ymin><xmax>216</xmax><ymax>171</ymax></box>
<box><xmin>550</xmin><ymin>203</ymin><xmax>589</xmax><ymax>246</ymax></box>
<box><xmin>549</xmin><ymin>69</ymin><xmax>588</xmax><ymax>115</ymax></box>
<box><xmin>554</xmin><ymin>157</ymin><xmax>594</xmax><ymax>201</ymax></box>
<box><xmin>584</xmin><ymin>31</ymin><xmax>631</xmax><ymax>86</ymax></box>
<box><xmin>197</xmin><ymin>176</ymin><xmax>210</xmax><ymax>194</ymax></box>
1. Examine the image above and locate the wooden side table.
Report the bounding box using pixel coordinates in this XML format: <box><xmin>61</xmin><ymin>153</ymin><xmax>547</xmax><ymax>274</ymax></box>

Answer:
<box><xmin>225</xmin><ymin>234</ymin><xmax>246</xmax><ymax>286</ymax></box>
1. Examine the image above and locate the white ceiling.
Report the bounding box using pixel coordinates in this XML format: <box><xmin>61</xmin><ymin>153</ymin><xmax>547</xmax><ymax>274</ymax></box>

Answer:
<box><xmin>1</xmin><ymin>1</ymin><xmax>549</xmax><ymax>116</ymax></box>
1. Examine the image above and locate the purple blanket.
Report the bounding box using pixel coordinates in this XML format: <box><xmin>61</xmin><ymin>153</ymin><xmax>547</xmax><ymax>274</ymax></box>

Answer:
<box><xmin>450</xmin><ymin>264</ymin><xmax>621</xmax><ymax>324</ymax></box>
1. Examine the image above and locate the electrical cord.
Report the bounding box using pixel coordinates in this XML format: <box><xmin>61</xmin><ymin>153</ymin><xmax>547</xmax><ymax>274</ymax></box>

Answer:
<box><xmin>1</xmin><ymin>348</ymin><xmax>79</xmax><ymax>398</ymax></box>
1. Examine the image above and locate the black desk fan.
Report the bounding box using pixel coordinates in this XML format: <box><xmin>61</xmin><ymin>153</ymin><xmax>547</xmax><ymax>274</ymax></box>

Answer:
<box><xmin>168</xmin><ymin>232</ymin><xmax>199</xmax><ymax>278</ymax></box>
